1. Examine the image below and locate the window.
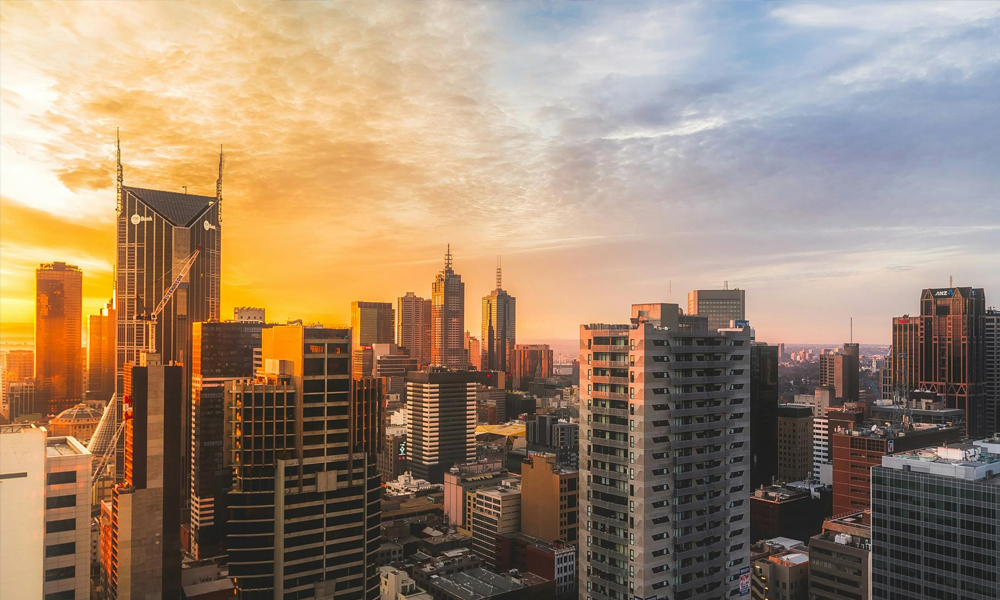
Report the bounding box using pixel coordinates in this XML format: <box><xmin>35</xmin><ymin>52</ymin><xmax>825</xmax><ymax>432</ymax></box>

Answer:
<box><xmin>45</xmin><ymin>542</ymin><xmax>75</xmax><ymax>558</ymax></box>
<box><xmin>47</xmin><ymin>471</ymin><xmax>76</xmax><ymax>485</ymax></box>
<box><xmin>46</xmin><ymin>495</ymin><xmax>76</xmax><ymax>510</ymax></box>
<box><xmin>45</xmin><ymin>566</ymin><xmax>75</xmax><ymax>582</ymax></box>
<box><xmin>45</xmin><ymin>519</ymin><xmax>75</xmax><ymax>534</ymax></box>
<box><xmin>45</xmin><ymin>592</ymin><xmax>75</xmax><ymax>600</ymax></box>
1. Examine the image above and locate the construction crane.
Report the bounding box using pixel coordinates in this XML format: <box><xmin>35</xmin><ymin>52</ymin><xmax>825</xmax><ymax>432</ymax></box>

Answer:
<box><xmin>90</xmin><ymin>246</ymin><xmax>201</xmax><ymax>487</ymax></box>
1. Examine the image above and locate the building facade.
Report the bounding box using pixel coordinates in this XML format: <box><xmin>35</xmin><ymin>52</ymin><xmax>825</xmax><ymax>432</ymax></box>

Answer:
<box><xmin>36</xmin><ymin>261</ymin><xmax>84</xmax><ymax>415</ymax></box>
<box><xmin>470</xmin><ymin>482</ymin><xmax>521</xmax><ymax>571</ymax></box>
<box><xmin>750</xmin><ymin>343</ymin><xmax>779</xmax><ymax>489</ymax></box>
<box><xmin>352</xmin><ymin>301</ymin><xmax>395</xmax><ymax>351</ymax></box>
<box><xmin>406</xmin><ymin>369</ymin><xmax>475</xmax><ymax>483</ymax></box>
<box><xmin>580</xmin><ymin>304</ymin><xmax>752</xmax><ymax>600</ymax></box>
<box><xmin>481</xmin><ymin>262</ymin><xmax>516</xmax><ymax>374</ymax></box>
<box><xmin>431</xmin><ymin>247</ymin><xmax>467</xmax><ymax>369</ymax></box>
<box><xmin>512</xmin><ymin>344</ymin><xmax>553</xmax><ymax>392</ymax></box>
<box><xmin>687</xmin><ymin>288</ymin><xmax>746</xmax><ymax>332</ymax></box>
<box><xmin>397</xmin><ymin>293</ymin><xmax>432</xmax><ymax>367</ymax></box>
<box><xmin>520</xmin><ymin>452</ymin><xmax>578</xmax><ymax>544</ymax></box>
<box><xmin>88</xmin><ymin>301</ymin><xmax>117</xmax><ymax>403</ymax></box>
<box><xmin>777</xmin><ymin>404</ymin><xmax>813</xmax><ymax>483</ymax></box>
<box><xmin>808</xmin><ymin>510</ymin><xmax>871</xmax><ymax>600</ymax></box>
<box><xmin>819</xmin><ymin>344</ymin><xmax>859</xmax><ymax>403</ymax></box>
<box><xmin>44</xmin><ymin>435</ymin><xmax>93</xmax><ymax>600</ymax></box>
<box><xmin>986</xmin><ymin>309</ymin><xmax>999</xmax><ymax>436</ymax></box>
<box><xmin>0</xmin><ymin>424</ymin><xmax>47</xmax><ymax>600</ymax></box>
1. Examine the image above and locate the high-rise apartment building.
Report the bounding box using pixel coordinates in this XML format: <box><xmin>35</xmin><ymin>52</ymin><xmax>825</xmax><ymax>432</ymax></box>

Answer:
<box><xmin>442</xmin><ymin>460</ymin><xmax>509</xmax><ymax>534</ymax></box>
<box><xmin>431</xmin><ymin>247</ymin><xmax>467</xmax><ymax>369</ymax></box>
<box><xmin>831</xmin><ymin>423</ymin><xmax>962</xmax><ymax>515</ymax></box>
<box><xmin>43</xmin><ymin>435</ymin><xmax>93</xmax><ymax>600</ymax></box>
<box><xmin>352</xmin><ymin>301</ymin><xmax>395</xmax><ymax>351</ymax></box>
<box><xmin>406</xmin><ymin>369</ymin><xmax>475</xmax><ymax>483</ymax></box>
<box><xmin>777</xmin><ymin>404</ymin><xmax>813</xmax><ymax>483</ymax></box>
<box><xmin>985</xmin><ymin>309</ymin><xmax>999</xmax><ymax>436</ymax></box>
<box><xmin>113</xmin><ymin>153</ymin><xmax>222</xmax><ymax>485</ymax></box>
<box><xmin>750</xmin><ymin>343</ymin><xmax>779</xmax><ymax>489</ymax></box>
<box><xmin>481</xmin><ymin>261</ymin><xmax>515</xmax><ymax>373</ymax></box>
<box><xmin>512</xmin><ymin>344</ymin><xmax>553</xmax><ymax>391</ymax></box>
<box><xmin>520</xmin><ymin>452</ymin><xmax>578</xmax><ymax>544</ymax></box>
<box><xmin>808</xmin><ymin>510</ymin><xmax>871</xmax><ymax>600</ymax></box>
<box><xmin>189</xmin><ymin>320</ymin><xmax>266</xmax><ymax>560</ymax></box>
<box><xmin>470</xmin><ymin>482</ymin><xmax>522</xmax><ymax>571</ymax></box>
<box><xmin>580</xmin><ymin>303</ymin><xmax>752</xmax><ymax>600</ymax></box>
<box><xmin>87</xmin><ymin>302</ymin><xmax>117</xmax><ymax>403</ymax></box>
<box><xmin>687</xmin><ymin>288</ymin><xmax>746</xmax><ymax>332</ymax></box>
<box><xmin>398</xmin><ymin>293</ymin><xmax>432</xmax><ymax>367</ymax></box>
<box><xmin>36</xmin><ymin>261</ymin><xmax>83</xmax><ymax>415</ymax></box>
<box><xmin>872</xmin><ymin>440</ymin><xmax>1000</xmax><ymax>600</ymax></box>
<box><xmin>819</xmin><ymin>343</ymin><xmax>859</xmax><ymax>403</ymax></box>
<box><xmin>0</xmin><ymin>424</ymin><xmax>46</xmax><ymax>600</ymax></box>
<box><xmin>226</xmin><ymin>325</ymin><xmax>382</xmax><ymax>600</ymax></box>
<box><xmin>110</xmin><ymin>358</ymin><xmax>184</xmax><ymax>600</ymax></box>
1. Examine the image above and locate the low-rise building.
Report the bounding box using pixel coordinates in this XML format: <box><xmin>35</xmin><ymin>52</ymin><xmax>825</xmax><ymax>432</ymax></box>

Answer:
<box><xmin>808</xmin><ymin>510</ymin><xmax>870</xmax><ymax>600</ymax></box>
<box><xmin>750</xmin><ymin>549</ymin><xmax>810</xmax><ymax>600</ymax></box>
<box><xmin>426</xmin><ymin>567</ymin><xmax>554</xmax><ymax>600</ymax></box>
<box><xmin>497</xmin><ymin>533</ymin><xmax>576</xmax><ymax>600</ymax></box>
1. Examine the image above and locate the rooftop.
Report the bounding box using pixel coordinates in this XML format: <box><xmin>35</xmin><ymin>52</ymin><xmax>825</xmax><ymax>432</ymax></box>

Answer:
<box><xmin>123</xmin><ymin>185</ymin><xmax>215</xmax><ymax>227</ymax></box>
<box><xmin>880</xmin><ymin>439</ymin><xmax>1000</xmax><ymax>482</ymax></box>
<box><xmin>51</xmin><ymin>403</ymin><xmax>103</xmax><ymax>423</ymax></box>
<box><xmin>429</xmin><ymin>568</ymin><xmax>546</xmax><ymax>600</ymax></box>
<box><xmin>752</xmin><ymin>485</ymin><xmax>809</xmax><ymax>503</ymax></box>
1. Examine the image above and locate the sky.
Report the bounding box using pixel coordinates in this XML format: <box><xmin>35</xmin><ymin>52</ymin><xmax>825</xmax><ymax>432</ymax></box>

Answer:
<box><xmin>1</xmin><ymin>1</ymin><xmax>998</xmax><ymax>346</ymax></box>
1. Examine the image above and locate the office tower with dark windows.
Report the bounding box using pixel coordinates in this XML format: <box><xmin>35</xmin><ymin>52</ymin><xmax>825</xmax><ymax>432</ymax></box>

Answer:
<box><xmin>871</xmin><ymin>440</ymin><xmax>1000</xmax><ymax>600</ymax></box>
<box><xmin>750</xmin><ymin>343</ymin><xmax>779</xmax><ymax>489</ymax></box>
<box><xmin>985</xmin><ymin>309</ymin><xmax>999</xmax><ymax>436</ymax></box>
<box><xmin>481</xmin><ymin>260</ymin><xmax>515</xmax><ymax>373</ymax></box>
<box><xmin>226</xmin><ymin>325</ymin><xmax>382</xmax><ymax>600</ymax></box>
<box><xmin>580</xmin><ymin>304</ymin><xmax>752</xmax><ymax>600</ymax></box>
<box><xmin>431</xmin><ymin>246</ymin><xmax>467</xmax><ymax>369</ymax></box>
<box><xmin>36</xmin><ymin>261</ymin><xmax>83</xmax><ymax>415</ymax></box>
<box><xmin>512</xmin><ymin>344</ymin><xmax>553</xmax><ymax>391</ymax></box>
<box><xmin>112</xmin><ymin>148</ymin><xmax>222</xmax><ymax>486</ymax></box>
<box><xmin>406</xmin><ymin>369</ymin><xmax>475</xmax><ymax>483</ymax></box>
<box><xmin>398</xmin><ymin>292</ymin><xmax>432</xmax><ymax>367</ymax></box>
<box><xmin>352</xmin><ymin>301</ymin><xmax>395</xmax><ymax>351</ymax></box>
<box><xmin>776</xmin><ymin>404</ymin><xmax>813</xmax><ymax>483</ymax></box>
<box><xmin>88</xmin><ymin>301</ymin><xmax>117</xmax><ymax>403</ymax></box>
<box><xmin>189</xmin><ymin>320</ymin><xmax>267</xmax><ymax>560</ymax></box>
<box><xmin>884</xmin><ymin>315</ymin><xmax>923</xmax><ymax>401</ymax></box>
<box><xmin>819</xmin><ymin>343</ymin><xmax>860</xmax><ymax>403</ymax></box>
<box><xmin>687</xmin><ymin>288</ymin><xmax>746</xmax><ymax>332</ymax></box>
<box><xmin>109</xmin><ymin>358</ymin><xmax>184</xmax><ymax>600</ymax></box>
<box><xmin>372</xmin><ymin>343</ymin><xmax>419</xmax><ymax>396</ymax></box>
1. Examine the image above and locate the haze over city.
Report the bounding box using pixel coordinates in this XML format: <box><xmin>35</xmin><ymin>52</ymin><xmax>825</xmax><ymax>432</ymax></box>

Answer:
<box><xmin>3</xmin><ymin>1</ymin><xmax>999</xmax><ymax>344</ymax></box>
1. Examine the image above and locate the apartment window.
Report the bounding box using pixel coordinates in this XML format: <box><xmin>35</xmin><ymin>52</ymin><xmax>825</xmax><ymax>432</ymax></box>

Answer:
<box><xmin>47</xmin><ymin>472</ymin><xmax>76</xmax><ymax>485</ymax></box>
<box><xmin>45</xmin><ymin>566</ymin><xmax>75</xmax><ymax>582</ymax></box>
<box><xmin>45</xmin><ymin>519</ymin><xmax>75</xmax><ymax>534</ymax></box>
<box><xmin>45</xmin><ymin>542</ymin><xmax>75</xmax><ymax>558</ymax></box>
<box><xmin>46</xmin><ymin>495</ymin><xmax>76</xmax><ymax>510</ymax></box>
<box><xmin>45</xmin><ymin>592</ymin><xmax>75</xmax><ymax>600</ymax></box>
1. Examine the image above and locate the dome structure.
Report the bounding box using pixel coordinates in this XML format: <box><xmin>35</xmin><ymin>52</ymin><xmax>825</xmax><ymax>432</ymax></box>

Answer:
<box><xmin>48</xmin><ymin>403</ymin><xmax>103</xmax><ymax>441</ymax></box>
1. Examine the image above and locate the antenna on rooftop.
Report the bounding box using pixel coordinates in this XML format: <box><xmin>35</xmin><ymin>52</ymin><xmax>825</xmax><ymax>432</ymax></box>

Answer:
<box><xmin>496</xmin><ymin>255</ymin><xmax>502</xmax><ymax>289</ymax></box>
<box><xmin>850</xmin><ymin>318</ymin><xmax>853</xmax><ymax>344</ymax></box>
<box><xmin>216</xmin><ymin>145</ymin><xmax>224</xmax><ymax>223</ymax></box>
<box><xmin>445</xmin><ymin>244</ymin><xmax>453</xmax><ymax>270</ymax></box>
<box><xmin>116</xmin><ymin>128</ymin><xmax>123</xmax><ymax>216</ymax></box>
<box><xmin>949</xmin><ymin>275</ymin><xmax>953</xmax><ymax>288</ymax></box>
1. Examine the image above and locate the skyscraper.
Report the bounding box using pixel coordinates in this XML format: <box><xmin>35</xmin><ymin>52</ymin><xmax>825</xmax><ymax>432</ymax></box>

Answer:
<box><xmin>189</xmin><ymin>320</ymin><xmax>267</xmax><ymax>560</ymax></box>
<box><xmin>819</xmin><ymin>343</ymin><xmax>859</xmax><ymax>403</ymax></box>
<box><xmin>110</xmin><ymin>140</ymin><xmax>222</xmax><ymax>488</ymax></box>
<box><xmin>398</xmin><ymin>292</ymin><xmax>432</xmax><ymax>367</ymax></box>
<box><xmin>512</xmin><ymin>344</ymin><xmax>554</xmax><ymax>391</ymax></box>
<box><xmin>985</xmin><ymin>309</ymin><xmax>999</xmax><ymax>436</ymax></box>
<box><xmin>579</xmin><ymin>304</ymin><xmax>752</xmax><ymax>600</ymax></box>
<box><xmin>431</xmin><ymin>246</ymin><xmax>467</xmax><ymax>369</ymax></box>
<box><xmin>871</xmin><ymin>440</ymin><xmax>1000</xmax><ymax>600</ymax></box>
<box><xmin>352</xmin><ymin>301</ymin><xmax>395</xmax><ymax>350</ymax></box>
<box><xmin>87</xmin><ymin>301</ymin><xmax>116</xmax><ymax>403</ymax></box>
<box><xmin>464</xmin><ymin>332</ymin><xmax>481</xmax><ymax>371</ymax></box>
<box><xmin>750</xmin><ymin>343</ymin><xmax>779</xmax><ymax>489</ymax></box>
<box><xmin>481</xmin><ymin>259</ymin><xmax>515</xmax><ymax>373</ymax></box>
<box><xmin>776</xmin><ymin>404</ymin><xmax>813</xmax><ymax>483</ymax></box>
<box><xmin>36</xmin><ymin>261</ymin><xmax>83</xmax><ymax>415</ymax></box>
<box><xmin>885</xmin><ymin>315</ymin><xmax>922</xmax><ymax>401</ymax></box>
<box><xmin>406</xmin><ymin>369</ymin><xmax>475</xmax><ymax>483</ymax></box>
<box><xmin>226</xmin><ymin>325</ymin><xmax>382</xmax><ymax>600</ymax></box>
<box><xmin>687</xmin><ymin>288</ymin><xmax>746</xmax><ymax>331</ymax></box>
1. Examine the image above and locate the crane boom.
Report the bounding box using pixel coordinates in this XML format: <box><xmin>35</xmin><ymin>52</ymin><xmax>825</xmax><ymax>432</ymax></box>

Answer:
<box><xmin>146</xmin><ymin>246</ymin><xmax>201</xmax><ymax>354</ymax></box>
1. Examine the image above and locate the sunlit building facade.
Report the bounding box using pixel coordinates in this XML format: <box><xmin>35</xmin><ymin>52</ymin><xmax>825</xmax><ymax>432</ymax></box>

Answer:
<box><xmin>36</xmin><ymin>261</ymin><xmax>83</xmax><ymax>415</ymax></box>
<box><xmin>398</xmin><ymin>292</ymin><xmax>432</xmax><ymax>367</ymax></box>
<box><xmin>481</xmin><ymin>262</ymin><xmax>515</xmax><ymax>373</ymax></box>
<box><xmin>687</xmin><ymin>289</ymin><xmax>746</xmax><ymax>332</ymax></box>
<box><xmin>431</xmin><ymin>246</ymin><xmax>467</xmax><ymax>369</ymax></box>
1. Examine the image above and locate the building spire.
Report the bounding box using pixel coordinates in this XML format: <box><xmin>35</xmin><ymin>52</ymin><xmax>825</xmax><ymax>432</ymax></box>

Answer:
<box><xmin>496</xmin><ymin>255</ymin><xmax>502</xmax><ymax>290</ymax></box>
<box><xmin>116</xmin><ymin>128</ymin><xmax>123</xmax><ymax>216</ymax></box>
<box><xmin>216</xmin><ymin>145</ymin><xmax>224</xmax><ymax>223</ymax></box>
<box><xmin>445</xmin><ymin>244</ymin><xmax>453</xmax><ymax>270</ymax></box>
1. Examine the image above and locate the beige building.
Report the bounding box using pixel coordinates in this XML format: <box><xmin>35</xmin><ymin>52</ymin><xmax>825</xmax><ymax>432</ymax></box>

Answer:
<box><xmin>44</xmin><ymin>436</ymin><xmax>92</xmax><ymax>600</ymax></box>
<box><xmin>687</xmin><ymin>288</ymin><xmax>746</xmax><ymax>332</ymax></box>
<box><xmin>470</xmin><ymin>482</ymin><xmax>521</xmax><ymax>571</ymax></box>
<box><xmin>520</xmin><ymin>452</ymin><xmax>578</xmax><ymax>544</ymax></box>
<box><xmin>750</xmin><ymin>549</ymin><xmax>810</xmax><ymax>600</ymax></box>
<box><xmin>398</xmin><ymin>292</ymin><xmax>432</xmax><ymax>367</ymax></box>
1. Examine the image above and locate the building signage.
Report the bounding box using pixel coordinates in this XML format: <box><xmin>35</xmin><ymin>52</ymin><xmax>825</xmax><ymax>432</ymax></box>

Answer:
<box><xmin>203</xmin><ymin>219</ymin><xmax>217</xmax><ymax>231</ymax></box>
<box><xmin>740</xmin><ymin>566</ymin><xmax>751</xmax><ymax>596</ymax></box>
<box><xmin>935</xmin><ymin>289</ymin><xmax>954</xmax><ymax>297</ymax></box>
<box><xmin>734</xmin><ymin>320</ymin><xmax>750</xmax><ymax>328</ymax></box>
<box><xmin>130</xmin><ymin>213</ymin><xmax>153</xmax><ymax>225</ymax></box>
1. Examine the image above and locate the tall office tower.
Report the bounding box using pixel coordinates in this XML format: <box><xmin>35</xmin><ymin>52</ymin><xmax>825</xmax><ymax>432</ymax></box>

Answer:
<box><xmin>110</xmin><ymin>358</ymin><xmax>184</xmax><ymax>600</ymax></box>
<box><xmin>88</xmin><ymin>301</ymin><xmax>117</xmax><ymax>403</ymax></box>
<box><xmin>189</xmin><ymin>321</ymin><xmax>265</xmax><ymax>560</ymax></box>
<box><xmin>36</xmin><ymin>261</ymin><xmax>84</xmax><ymax>415</ymax></box>
<box><xmin>406</xmin><ymin>369</ymin><xmax>475</xmax><ymax>483</ymax></box>
<box><xmin>512</xmin><ymin>344</ymin><xmax>554</xmax><ymax>391</ymax></box>
<box><xmin>808</xmin><ymin>511</ymin><xmax>871</xmax><ymax>600</ymax></box>
<box><xmin>431</xmin><ymin>246</ymin><xmax>467</xmax><ymax>369</ymax></box>
<box><xmin>481</xmin><ymin>260</ymin><xmax>516</xmax><ymax>373</ymax></box>
<box><xmin>113</xmin><ymin>147</ymin><xmax>222</xmax><ymax>486</ymax></box>
<box><xmin>398</xmin><ymin>292</ymin><xmax>432</xmax><ymax>367</ymax></box>
<box><xmin>5</xmin><ymin>349</ymin><xmax>34</xmax><ymax>389</ymax></box>
<box><xmin>830</xmin><ymin>423</ymin><xmax>962</xmax><ymax>516</ymax></box>
<box><xmin>687</xmin><ymin>288</ymin><xmax>746</xmax><ymax>332</ymax></box>
<box><xmin>352</xmin><ymin>301</ymin><xmax>395</xmax><ymax>351</ymax></box>
<box><xmin>43</xmin><ymin>435</ymin><xmax>93</xmax><ymax>600</ymax></box>
<box><xmin>520</xmin><ymin>452</ymin><xmax>578</xmax><ymax>544</ymax></box>
<box><xmin>226</xmin><ymin>325</ymin><xmax>382</xmax><ymax>600</ymax></box>
<box><xmin>2</xmin><ymin>349</ymin><xmax>34</xmax><ymax>420</ymax></box>
<box><xmin>750</xmin><ymin>343</ymin><xmax>779</xmax><ymax>489</ymax></box>
<box><xmin>819</xmin><ymin>343</ymin><xmax>860</xmax><ymax>403</ymax></box>
<box><xmin>885</xmin><ymin>315</ymin><xmax>923</xmax><ymax>400</ymax></box>
<box><xmin>872</xmin><ymin>440</ymin><xmax>1000</xmax><ymax>600</ymax></box>
<box><xmin>985</xmin><ymin>309</ymin><xmax>999</xmax><ymax>435</ymax></box>
<box><xmin>580</xmin><ymin>304</ymin><xmax>752</xmax><ymax>600</ymax></box>
<box><xmin>464</xmin><ymin>332</ymin><xmax>481</xmax><ymax>371</ymax></box>
<box><xmin>813</xmin><ymin>416</ymin><xmax>830</xmax><ymax>484</ymax></box>
<box><xmin>470</xmin><ymin>482</ymin><xmax>521</xmax><ymax>571</ymax></box>
<box><xmin>0</xmin><ymin>424</ymin><xmax>46</xmax><ymax>600</ymax></box>
<box><xmin>776</xmin><ymin>404</ymin><xmax>813</xmax><ymax>483</ymax></box>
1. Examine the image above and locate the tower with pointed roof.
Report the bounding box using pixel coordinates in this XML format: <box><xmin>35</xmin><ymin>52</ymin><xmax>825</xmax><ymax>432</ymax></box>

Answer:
<box><xmin>431</xmin><ymin>245</ymin><xmax>467</xmax><ymax>369</ymax></box>
<box><xmin>481</xmin><ymin>256</ymin><xmax>515</xmax><ymax>374</ymax></box>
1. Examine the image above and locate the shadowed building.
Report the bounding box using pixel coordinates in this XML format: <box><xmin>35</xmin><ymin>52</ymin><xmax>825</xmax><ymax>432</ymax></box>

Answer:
<box><xmin>36</xmin><ymin>261</ymin><xmax>83</xmax><ymax>415</ymax></box>
<box><xmin>750</xmin><ymin>343</ymin><xmax>779</xmax><ymax>489</ymax></box>
<box><xmin>431</xmin><ymin>246</ymin><xmax>467</xmax><ymax>369</ymax></box>
<box><xmin>481</xmin><ymin>259</ymin><xmax>516</xmax><ymax>374</ymax></box>
<box><xmin>406</xmin><ymin>369</ymin><xmax>475</xmax><ymax>483</ymax></box>
<box><xmin>87</xmin><ymin>301</ymin><xmax>116</xmax><ymax>403</ymax></box>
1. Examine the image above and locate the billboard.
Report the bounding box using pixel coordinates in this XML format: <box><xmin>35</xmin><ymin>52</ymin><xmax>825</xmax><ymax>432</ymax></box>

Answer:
<box><xmin>740</xmin><ymin>566</ymin><xmax>751</xmax><ymax>596</ymax></box>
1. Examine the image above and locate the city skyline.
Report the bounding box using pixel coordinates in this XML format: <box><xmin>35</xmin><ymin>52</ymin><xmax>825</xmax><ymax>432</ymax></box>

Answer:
<box><xmin>2</xmin><ymin>1</ymin><xmax>999</xmax><ymax>346</ymax></box>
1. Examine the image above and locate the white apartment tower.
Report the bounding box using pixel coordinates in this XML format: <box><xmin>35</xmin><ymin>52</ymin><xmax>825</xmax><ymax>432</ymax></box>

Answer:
<box><xmin>580</xmin><ymin>303</ymin><xmax>752</xmax><ymax>600</ymax></box>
